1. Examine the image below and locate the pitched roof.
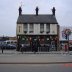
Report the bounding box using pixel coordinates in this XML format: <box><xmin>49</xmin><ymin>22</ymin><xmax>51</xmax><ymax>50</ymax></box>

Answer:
<box><xmin>17</xmin><ymin>14</ymin><xmax>58</xmax><ymax>24</ymax></box>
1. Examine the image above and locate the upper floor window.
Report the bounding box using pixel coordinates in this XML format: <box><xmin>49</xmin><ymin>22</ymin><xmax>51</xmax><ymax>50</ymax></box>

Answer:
<box><xmin>23</xmin><ymin>23</ymin><xmax>28</xmax><ymax>33</ymax></box>
<box><xmin>29</xmin><ymin>24</ymin><xmax>34</xmax><ymax>33</ymax></box>
<box><xmin>46</xmin><ymin>24</ymin><xmax>50</xmax><ymax>33</ymax></box>
<box><xmin>19</xmin><ymin>26</ymin><xmax>21</xmax><ymax>32</ymax></box>
<box><xmin>40</xmin><ymin>23</ymin><xmax>44</xmax><ymax>33</ymax></box>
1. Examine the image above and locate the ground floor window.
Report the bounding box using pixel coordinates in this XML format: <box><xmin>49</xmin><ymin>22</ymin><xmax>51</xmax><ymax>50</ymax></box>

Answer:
<box><xmin>17</xmin><ymin>35</ymin><xmax>58</xmax><ymax>51</ymax></box>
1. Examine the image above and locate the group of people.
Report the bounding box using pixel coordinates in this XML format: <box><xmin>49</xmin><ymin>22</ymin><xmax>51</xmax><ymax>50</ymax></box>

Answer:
<box><xmin>30</xmin><ymin>40</ymin><xmax>40</xmax><ymax>53</ymax></box>
<box><xmin>61</xmin><ymin>44</ymin><xmax>69</xmax><ymax>52</ymax></box>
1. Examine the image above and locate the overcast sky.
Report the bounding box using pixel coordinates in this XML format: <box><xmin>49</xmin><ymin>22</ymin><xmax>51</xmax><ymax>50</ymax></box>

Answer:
<box><xmin>0</xmin><ymin>0</ymin><xmax>72</xmax><ymax>36</ymax></box>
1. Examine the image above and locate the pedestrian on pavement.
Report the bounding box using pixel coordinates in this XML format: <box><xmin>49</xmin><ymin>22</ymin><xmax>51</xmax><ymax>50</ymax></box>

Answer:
<box><xmin>1</xmin><ymin>45</ymin><xmax>4</xmax><ymax>54</ymax></box>
<box><xmin>65</xmin><ymin>44</ymin><xmax>67</xmax><ymax>52</ymax></box>
<box><xmin>20</xmin><ymin>44</ymin><xmax>24</xmax><ymax>54</ymax></box>
<box><xmin>48</xmin><ymin>45</ymin><xmax>50</xmax><ymax>52</ymax></box>
<box><xmin>30</xmin><ymin>41</ymin><xmax>32</xmax><ymax>51</ymax></box>
<box><xmin>33</xmin><ymin>41</ymin><xmax>37</xmax><ymax>54</ymax></box>
<box><xmin>37</xmin><ymin>39</ymin><xmax>40</xmax><ymax>52</ymax></box>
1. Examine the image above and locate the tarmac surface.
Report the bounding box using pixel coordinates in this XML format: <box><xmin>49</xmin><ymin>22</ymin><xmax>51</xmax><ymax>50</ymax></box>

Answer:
<box><xmin>0</xmin><ymin>50</ymin><xmax>72</xmax><ymax>64</ymax></box>
<box><xmin>0</xmin><ymin>64</ymin><xmax>72</xmax><ymax>72</ymax></box>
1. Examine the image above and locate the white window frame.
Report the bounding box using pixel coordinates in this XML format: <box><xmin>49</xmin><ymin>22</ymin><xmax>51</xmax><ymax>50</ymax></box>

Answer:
<box><xmin>46</xmin><ymin>24</ymin><xmax>50</xmax><ymax>33</ymax></box>
<box><xmin>23</xmin><ymin>24</ymin><xmax>28</xmax><ymax>33</ymax></box>
<box><xmin>29</xmin><ymin>23</ymin><xmax>34</xmax><ymax>33</ymax></box>
<box><xmin>40</xmin><ymin>23</ymin><xmax>44</xmax><ymax>33</ymax></box>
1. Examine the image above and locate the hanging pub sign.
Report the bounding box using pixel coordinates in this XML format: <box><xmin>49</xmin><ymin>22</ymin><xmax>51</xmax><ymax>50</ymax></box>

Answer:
<box><xmin>62</xmin><ymin>28</ymin><xmax>71</xmax><ymax>39</ymax></box>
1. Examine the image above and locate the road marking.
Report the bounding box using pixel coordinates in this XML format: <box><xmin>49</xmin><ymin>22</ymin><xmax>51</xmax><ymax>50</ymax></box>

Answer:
<box><xmin>64</xmin><ymin>63</ymin><xmax>72</xmax><ymax>67</ymax></box>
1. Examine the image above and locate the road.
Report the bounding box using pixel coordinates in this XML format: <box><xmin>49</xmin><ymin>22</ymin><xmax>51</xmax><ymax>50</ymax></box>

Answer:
<box><xmin>0</xmin><ymin>64</ymin><xmax>72</xmax><ymax>72</ymax></box>
<box><xmin>0</xmin><ymin>53</ymin><xmax>72</xmax><ymax>63</ymax></box>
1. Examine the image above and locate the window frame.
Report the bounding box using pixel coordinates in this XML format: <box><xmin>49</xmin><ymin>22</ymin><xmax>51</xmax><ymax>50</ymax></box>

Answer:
<box><xmin>40</xmin><ymin>23</ymin><xmax>44</xmax><ymax>33</ymax></box>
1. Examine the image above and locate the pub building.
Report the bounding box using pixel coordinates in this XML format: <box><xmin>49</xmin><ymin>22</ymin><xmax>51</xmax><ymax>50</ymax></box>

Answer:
<box><xmin>16</xmin><ymin>6</ymin><xmax>59</xmax><ymax>51</ymax></box>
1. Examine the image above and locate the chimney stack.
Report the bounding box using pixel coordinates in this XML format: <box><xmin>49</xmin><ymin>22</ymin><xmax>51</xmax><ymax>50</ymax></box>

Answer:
<box><xmin>19</xmin><ymin>6</ymin><xmax>22</xmax><ymax>16</ymax></box>
<box><xmin>35</xmin><ymin>6</ymin><xmax>39</xmax><ymax>16</ymax></box>
<box><xmin>52</xmin><ymin>7</ymin><xmax>56</xmax><ymax>16</ymax></box>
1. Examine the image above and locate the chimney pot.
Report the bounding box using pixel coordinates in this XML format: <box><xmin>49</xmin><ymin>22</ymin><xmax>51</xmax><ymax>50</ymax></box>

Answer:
<box><xmin>52</xmin><ymin>7</ymin><xmax>56</xmax><ymax>16</ymax></box>
<box><xmin>35</xmin><ymin>6</ymin><xmax>39</xmax><ymax>16</ymax></box>
<box><xmin>19</xmin><ymin>6</ymin><xmax>22</xmax><ymax>16</ymax></box>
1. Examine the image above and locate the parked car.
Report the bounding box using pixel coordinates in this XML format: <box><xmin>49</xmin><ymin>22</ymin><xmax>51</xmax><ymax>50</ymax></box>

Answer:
<box><xmin>0</xmin><ymin>44</ymin><xmax>16</xmax><ymax>50</ymax></box>
<box><xmin>8</xmin><ymin>44</ymin><xmax>16</xmax><ymax>50</ymax></box>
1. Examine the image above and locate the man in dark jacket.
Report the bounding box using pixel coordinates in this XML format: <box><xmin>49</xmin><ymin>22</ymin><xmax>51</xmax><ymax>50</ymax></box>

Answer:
<box><xmin>1</xmin><ymin>45</ymin><xmax>4</xmax><ymax>54</ymax></box>
<box><xmin>32</xmin><ymin>40</ymin><xmax>37</xmax><ymax>54</ymax></box>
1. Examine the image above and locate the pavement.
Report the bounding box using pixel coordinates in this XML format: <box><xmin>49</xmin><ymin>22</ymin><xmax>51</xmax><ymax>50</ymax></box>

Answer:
<box><xmin>0</xmin><ymin>50</ymin><xmax>72</xmax><ymax>64</ymax></box>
